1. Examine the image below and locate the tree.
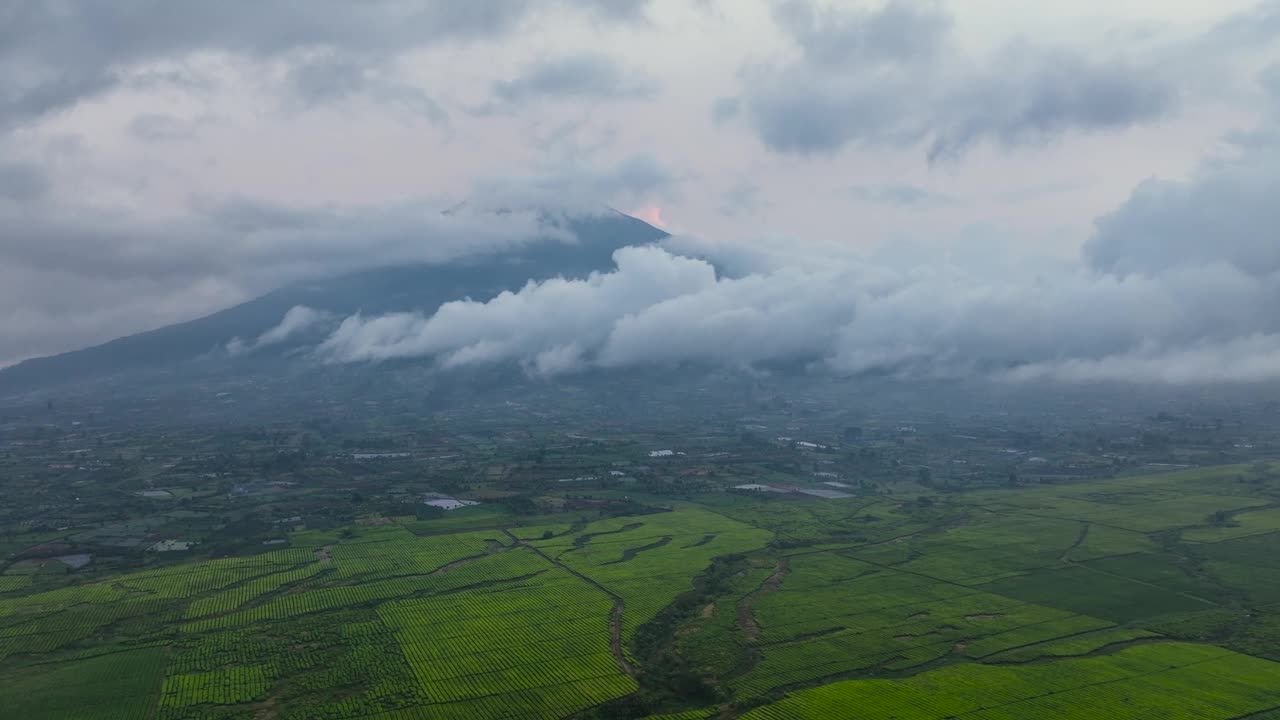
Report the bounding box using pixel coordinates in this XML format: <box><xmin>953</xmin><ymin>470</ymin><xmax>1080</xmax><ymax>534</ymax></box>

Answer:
<box><xmin>917</xmin><ymin>467</ymin><xmax>933</xmax><ymax>486</ymax></box>
<box><xmin>414</xmin><ymin>505</ymin><xmax>445</xmax><ymax>521</ymax></box>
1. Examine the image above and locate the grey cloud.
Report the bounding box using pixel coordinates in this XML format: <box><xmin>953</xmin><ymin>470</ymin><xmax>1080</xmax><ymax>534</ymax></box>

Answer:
<box><xmin>830</xmin><ymin>262</ymin><xmax>1280</xmax><ymax>379</ymax></box>
<box><xmin>734</xmin><ymin>0</ymin><xmax>1177</xmax><ymax>159</ymax></box>
<box><xmin>467</xmin><ymin>154</ymin><xmax>675</xmax><ymax>213</ymax></box>
<box><xmin>772</xmin><ymin>0</ymin><xmax>951</xmax><ymax>69</ymax></box>
<box><xmin>285</xmin><ymin>52</ymin><xmax>447</xmax><ymax>123</ymax></box>
<box><xmin>0</xmin><ymin>262</ymin><xmax>247</xmax><ymax>368</ymax></box>
<box><xmin>287</xmin><ymin>55</ymin><xmax>378</xmax><ymax>106</ymax></box>
<box><xmin>848</xmin><ymin>184</ymin><xmax>955</xmax><ymax>208</ymax></box>
<box><xmin>0</xmin><ymin>164</ymin><xmax>48</xmax><ymax>202</ymax></box>
<box><xmin>718</xmin><ymin>181</ymin><xmax>763</xmax><ymax>217</ymax></box>
<box><xmin>128</xmin><ymin>113</ymin><xmax>200</xmax><ymax>142</ymax></box>
<box><xmin>710</xmin><ymin>96</ymin><xmax>740</xmax><ymax>123</ymax></box>
<box><xmin>927</xmin><ymin>48</ymin><xmax>1176</xmax><ymax>162</ymax></box>
<box><xmin>0</xmin><ymin>189</ymin><xmax>558</xmax><ymax>366</ymax></box>
<box><xmin>0</xmin><ymin>1</ymin><xmax>541</xmax><ymax>128</ymax></box>
<box><xmin>993</xmin><ymin>178</ymin><xmax>1091</xmax><ymax>204</ymax></box>
<box><xmin>0</xmin><ymin>146</ymin><xmax>683</xmax><ymax>366</ymax></box>
<box><xmin>1085</xmin><ymin>132</ymin><xmax>1280</xmax><ymax>278</ymax></box>
<box><xmin>1196</xmin><ymin>0</ymin><xmax>1280</xmax><ymax>54</ymax></box>
<box><xmin>1263</xmin><ymin>63</ymin><xmax>1280</xmax><ymax>98</ymax></box>
<box><xmin>489</xmin><ymin>54</ymin><xmax>655</xmax><ymax>107</ymax></box>
<box><xmin>743</xmin><ymin>70</ymin><xmax>920</xmax><ymax>154</ymax></box>
<box><xmin>315</xmin><ymin>108</ymin><xmax>1280</xmax><ymax>386</ymax></box>
<box><xmin>926</xmin><ymin>47</ymin><xmax>1172</xmax><ymax>162</ymax></box>
<box><xmin>1</xmin><ymin>70</ymin><xmax>119</xmax><ymax>128</ymax></box>
<box><xmin>1003</xmin><ymin>334</ymin><xmax>1280</xmax><ymax>385</ymax></box>
<box><xmin>0</xmin><ymin>0</ymin><xmax>667</xmax><ymax>127</ymax></box>
<box><xmin>568</xmin><ymin>0</ymin><xmax>654</xmax><ymax>23</ymax></box>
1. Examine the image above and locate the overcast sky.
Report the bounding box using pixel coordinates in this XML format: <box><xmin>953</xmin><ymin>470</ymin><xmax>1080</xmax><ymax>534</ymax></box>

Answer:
<box><xmin>1</xmin><ymin>0</ymin><xmax>1278</xmax><ymax>378</ymax></box>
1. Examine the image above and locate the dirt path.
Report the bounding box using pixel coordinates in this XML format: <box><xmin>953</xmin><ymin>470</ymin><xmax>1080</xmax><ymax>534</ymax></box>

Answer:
<box><xmin>572</xmin><ymin>523</ymin><xmax>644</xmax><ymax>548</ymax></box>
<box><xmin>1060</xmin><ymin>522</ymin><xmax>1090</xmax><ymax>563</ymax></box>
<box><xmin>602</xmin><ymin>536</ymin><xmax>672</xmax><ymax>566</ymax></box>
<box><xmin>427</xmin><ymin>542</ymin><xmax>509</xmax><ymax>576</ymax></box>
<box><xmin>504</xmin><ymin>529</ymin><xmax>639</xmax><ymax>679</ymax></box>
<box><xmin>683</xmin><ymin>534</ymin><xmax>717</xmax><ymax>549</ymax></box>
<box><xmin>738</xmin><ymin>559</ymin><xmax>790</xmax><ymax>642</ymax></box>
<box><xmin>315</xmin><ymin>545</ymin><xmax>331</xmax><ymax>564</ymax></box>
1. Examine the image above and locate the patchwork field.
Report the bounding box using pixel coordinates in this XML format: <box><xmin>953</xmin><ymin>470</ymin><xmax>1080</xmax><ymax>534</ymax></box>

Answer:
<box><xmin>732</xmin><ymin>552</ymin><xmax>1117</xmax><ymax>698</ymax></box>
<box><xmin>3</xmin><ymin>462</ymin><xmax>1280</xmax><ymax>719</ymax></box>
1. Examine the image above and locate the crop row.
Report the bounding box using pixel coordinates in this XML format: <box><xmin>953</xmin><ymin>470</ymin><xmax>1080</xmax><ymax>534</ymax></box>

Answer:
<box><xmin>379</xmin><ymin>573</ymin><xmax>597</xmax><ymax>628</ymax></box>
<box><xmin>0</xmin><ymin>597</ymin><xmax>170</xmax><ymax>661</ymax></box>
<box><xmin>184</xmin><ymin>562</ymin><xmax>328</xmax><ymax>619</ymax></box>
<box><xmin>405</xmin><ymin>642</ymin><xmax>614</xmax><ymax>685</ymax></box>
<box><xmin>740</xmin><ymin>644</ymin><xmax>1274</xmax><ymax>720</ymax></box>
<box><xmin>987</xmin><ymin>628</ymin><xmax>1160</xmax><ymax>663</ymax></box>
<box><xmin>393</xmin><ymin>613</ymin><xmax>607</xmax><ymax>660</ymax></box>
<box><xmin>360</xmin><ymin>674</ymin><xmax>639</xmax><ymax>720</ymax></box>
<box><xmin>182</xmin><ymin>550</ymin><xmax>548</xmax><ymax>632</ymax></box>
<box><xmin>962</xmin><ymin>615</ymin><xmax>1115</xmax><ymax>658</ymax></box>
<box><xmin>374</xmin><ymin>563</ymin><xmax>632</xmax><ymax>718</ymax></box>
<box><xmin>415</xmin><ymin>652</ymin><xmax>621</xmax><ymax>704</ymax></box>
<box><xmin>327</xmin><ymin>531</ymin><xmax>500</xmax><ymax>580</ymax></box>
<box><xmin>159</xmin><ymin>664</ymin><xmax>273</xmax><ymax>710</ymax></box>
<box><xmin>0</xmin><ymin>576</ymin><xmax>32</xmax><ymax>593</ymax></box>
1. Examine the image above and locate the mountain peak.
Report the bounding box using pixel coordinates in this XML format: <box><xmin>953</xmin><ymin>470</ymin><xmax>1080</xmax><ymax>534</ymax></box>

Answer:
<box><xmin>0</xmin><ymin>210</ymin><xmax>669</xmax><ymax>397</ymax></box>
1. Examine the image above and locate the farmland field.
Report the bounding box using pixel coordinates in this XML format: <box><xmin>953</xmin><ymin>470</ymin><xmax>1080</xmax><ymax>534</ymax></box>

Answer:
<box><xmin>739</xmin><ymin>644</ymin><xmax>1280</xmax><ymax>720</ymax></box>
<box><xmin>3</xmin><ymin>462</ymin><xmax>1280</xmax><ymax>719</ymax></box>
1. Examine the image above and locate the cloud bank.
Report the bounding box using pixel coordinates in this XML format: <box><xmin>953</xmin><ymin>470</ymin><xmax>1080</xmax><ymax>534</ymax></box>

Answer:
<box><xmin>317</xmin><ymin>94</ymin><xmax>1280</xmax><ymax>385</ymax></box>
<box><xmin>314</xmin><ymin>244</ymin><xmax>1280</xmax><ymax>385</ymax></box>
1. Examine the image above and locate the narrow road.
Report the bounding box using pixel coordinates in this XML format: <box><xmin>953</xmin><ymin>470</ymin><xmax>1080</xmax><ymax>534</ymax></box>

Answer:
<box><xmin>738</xmin><ymin>558</ymin><xmax>790</xmax><ymax>642</ymax></box>
<box><xmin>1060</xmin><ymin>522</ymin><xmax>1090</xmax><ymax>563</ymax></box>
<box><xmin>503</xmin><ymin>530</ymin><xmax>639</xmax><ymax>679</ymax></box>
<box><xmin>427</xmin><ymin>542</ymin><xmax>509</xmax><ymax>576</ymax></box>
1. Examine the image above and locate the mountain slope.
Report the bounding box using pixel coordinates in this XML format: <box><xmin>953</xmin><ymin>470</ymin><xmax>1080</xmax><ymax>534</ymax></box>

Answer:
<box><xmin>0</xmin><ymin>210</ymin><xmax>667</xmax><ymax>395</ymax></box>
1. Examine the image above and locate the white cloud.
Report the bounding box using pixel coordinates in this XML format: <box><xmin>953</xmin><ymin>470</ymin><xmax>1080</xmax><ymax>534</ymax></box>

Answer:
<box><xmin>313</xmin><ymin>241</ymin><xmax>1280</xmax><ymax>385</ymax></box>
<box><xmin>226</xmin><ymin>305</ymin><xmax>328</xmax><ymax>355</ymax></box>
<box><xmin>318</xmin><ymin>245</ymin><xmax>717</xmax><ymax>368</ymax></box>
<box><xmin>316</xmin><ymin>95</ymin><xmax>1280</xmax><ymax>387</ymax></box>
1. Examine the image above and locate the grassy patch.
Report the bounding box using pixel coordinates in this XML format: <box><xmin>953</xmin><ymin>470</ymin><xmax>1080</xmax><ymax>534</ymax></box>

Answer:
<box><xmin>979</xmin><ymin>564</ymin><xmax>1214</xmax><ymax>623</ymax></box>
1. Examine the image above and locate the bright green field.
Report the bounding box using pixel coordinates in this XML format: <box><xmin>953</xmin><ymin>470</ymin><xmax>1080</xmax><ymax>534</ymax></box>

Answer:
<box><xmin>740</xmin><ymin>644</ymin><xmax>1280</xmax><ymax>719</ymax></box>
<box><xmin>3</xmin><ymin>463</ymin><xmax>1280</xmax><ymax>719</ymax></box>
